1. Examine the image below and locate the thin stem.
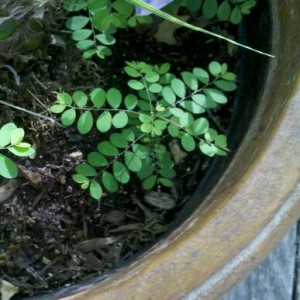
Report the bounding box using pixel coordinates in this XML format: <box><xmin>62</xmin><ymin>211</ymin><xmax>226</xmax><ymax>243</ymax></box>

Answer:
<box><xmin>0</xmin><ymin>100</ymin><xmax>62</xmax><ymax>127</ymax></box>
<box><xmin>88</xmin><ymin>10</ymin><xmax>98</xmax><ymax>48</ymax></box>
<box><xmin>140</xmin><ymin>73</ymin><xmax>154</xmax><ymax>113</ymax></box>
<box><xmin>60</xmin><ymin>104</ymin><xmax>143</xmax><ymax>116</ymax></box>
<box><xmin>27</xmin><ymin>89</ymin><xmax>49</xmax><ymax>111</ymax></box>
<box><xmin>137</xmin><ymin>67</ymin><xmax>156</xmax><ymax>136</ymax></box>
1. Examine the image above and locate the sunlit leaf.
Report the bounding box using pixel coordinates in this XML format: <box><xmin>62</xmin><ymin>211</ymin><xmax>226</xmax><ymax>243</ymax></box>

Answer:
<box><xmin>89</xmin><ymin>180</ymin><xmax>103</xmax><ymax>200</ymax></box>
<box><xmin>77</xmin><ymin>111</ymin><xmax>93</xmax><ymax>134</ymax></box>
<box><xmin>0</xmin><ymin>154</ymin><xmax>18</xmax><ymax>178</ymax></box>
<box><xmin>113</xmin><ymin>161</ymin><xmax>130</xmax><ymax>183</ymax></box>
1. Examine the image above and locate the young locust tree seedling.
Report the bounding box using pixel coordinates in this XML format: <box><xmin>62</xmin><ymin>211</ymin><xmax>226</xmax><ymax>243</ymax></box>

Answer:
<box><xmin>51</xmin><ymin>61</ymin><xmax>237</xmax><ymax>200</ymax></box>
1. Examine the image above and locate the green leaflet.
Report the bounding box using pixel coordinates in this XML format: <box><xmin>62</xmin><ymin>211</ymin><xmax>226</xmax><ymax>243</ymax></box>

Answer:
<box><xmin>89</xmin><ymin>180</ymin><xmax>103</xmax><ymax>200</ymax></box>
<box><xmin>0</xmin><ymin>123</ymin><xmax>34</xmax><ymax>179</ymax></box>
<box><xmin>102</xmin><ymin>171</ymin><xmax>119</xmax><ymax>192</ymax></box>
<box><xmin>0</xmin><ymin>154</ymin><xmax>18</xmax><ymax>179</ymax></box>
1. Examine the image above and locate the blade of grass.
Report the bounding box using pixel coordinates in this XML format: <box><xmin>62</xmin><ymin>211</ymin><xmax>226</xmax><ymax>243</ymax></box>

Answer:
<box><xmin>128</xmin><ymin>0</ymin><xmax>274</xmax><ymax>58</ymax></box>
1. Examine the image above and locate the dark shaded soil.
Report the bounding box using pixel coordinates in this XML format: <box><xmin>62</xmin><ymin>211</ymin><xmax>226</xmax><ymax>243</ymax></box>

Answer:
<box><xmin>0</xmin><ymin>6</ymin><xmax>239</xmax><ymax>298</ymax></box>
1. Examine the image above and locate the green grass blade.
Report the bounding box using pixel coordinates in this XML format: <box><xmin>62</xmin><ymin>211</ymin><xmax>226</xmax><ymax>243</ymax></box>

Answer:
<box><xmin>128</xmin><ymin>0</ymin><xmax>274</xmax><ymax>58</ymax></box>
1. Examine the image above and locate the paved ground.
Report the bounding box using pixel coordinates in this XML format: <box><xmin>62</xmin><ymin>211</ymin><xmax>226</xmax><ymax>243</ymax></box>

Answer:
<box><xmin>223</xmin><ymin>222</ymin><xmax>299</xmax><ymax>300</ymax></box>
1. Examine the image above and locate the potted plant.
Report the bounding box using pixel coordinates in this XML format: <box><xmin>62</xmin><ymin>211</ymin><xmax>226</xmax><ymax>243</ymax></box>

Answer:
<box><xmin>0</xmin><ymin>0</ymin><xmax>299</xmax><ymax>299</ymax></box>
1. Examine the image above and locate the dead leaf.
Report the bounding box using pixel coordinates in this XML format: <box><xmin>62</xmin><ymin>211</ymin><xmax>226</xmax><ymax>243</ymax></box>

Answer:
<box><xmin>18</xmin><ymin>165</ymin><xmax>43</xmax><ymax>187</ymax></box>
<box><xmin>0</xmin><ymin>179</ymin><xmax>20</xmax><ymax>204</ymax></box>
<box><xmin>84</xmin><ymin>253</ymin><xmax>104</xmax><ymax>270</ymax></box>
<box><xmin>144</xmin><ymin>191</ymin><xmax>176</xmax><ymax>210</ymax></box>
<box><xmin>169</xmin><ymin>140</ymin><xmax>187</xmax><ymax>164</ymax></box>
<box><xmin>102</xmin><ymin>210</ymin><xmax>126</xmax><ymax>225</ymax></box>
<box><xmin>153</xmin><ymin>3</ymin><xmax>189</xmax><ymax>45</ymax></box>
<box><xmin>154</xmin><ymin>13</ymin><xmax>189</xmax><ymax>45</ymax></box>
<box><xmin>1</xmin><ymin>280</ymin><xmax>19</xmax><ymax>300</ymax></box>
<box><xmin>77</xmin><ymin>237</ymin><xmax>119</xmax><ymax>252</ymax></box>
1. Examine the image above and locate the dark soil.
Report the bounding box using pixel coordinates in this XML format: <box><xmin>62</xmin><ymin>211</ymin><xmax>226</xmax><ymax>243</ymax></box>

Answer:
<box><xmin>0</xmin><ymin>5</ymin><xmax>239</xmax><ymax>298</ymax></box>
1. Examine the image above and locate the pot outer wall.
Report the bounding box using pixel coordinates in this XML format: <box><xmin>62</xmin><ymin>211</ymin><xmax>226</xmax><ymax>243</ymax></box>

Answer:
<box><xmin>28</xmin><ymin>0</ymin><xmax>300</xmax><ymax>299</ymax></box>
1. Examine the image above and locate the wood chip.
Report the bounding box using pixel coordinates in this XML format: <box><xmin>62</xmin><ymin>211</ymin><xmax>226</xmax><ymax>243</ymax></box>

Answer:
<box><xmin>102</xmin><ymin>210</ymin><xmax>126</xmax><ymax>225</ymax></box>
<box><xmin>0</xmin><ymin>179</ymin><xmax>20</xmax><ymax>204</ymax></box>
<box><xmin>144</xmin><ymin>191</ymin><xmax>176</xmax><ymax>210</ymax></box>
<box><xmin>18</xmin><ymin>165</ymin><xmax>43</xmax><ymax>188</ymax></box>
<box><xmin>169</xmin><ymin>140</ymin><xmax>187</xmax><ymax>164</ymax></box>
<box><xmin>77</xmin><ymin>237</ymin><xmax>119</xmax><ymax>252</ymax></box>
<box><xmin>1</xmin><ymin>280</ymin><xmax>19</xmax><ymax>300</ymax></box>
<box><xmin>84</xmin><ymin>253</ymin><xmax>104</xmax><ymax>270</ymax></box>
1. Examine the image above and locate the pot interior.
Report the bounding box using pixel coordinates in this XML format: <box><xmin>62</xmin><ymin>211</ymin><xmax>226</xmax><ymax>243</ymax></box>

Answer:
<box><xmin>27</xmin><ymin>0</ymin><xmax>300</xmax><ymax>299</ymax></box>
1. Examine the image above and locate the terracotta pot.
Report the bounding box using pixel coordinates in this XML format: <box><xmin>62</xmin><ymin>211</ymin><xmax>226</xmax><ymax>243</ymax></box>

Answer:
<box><xmin>30</xmin><ymin>1</ymin><xmax>300</xmax><ymax>299</ymax></box>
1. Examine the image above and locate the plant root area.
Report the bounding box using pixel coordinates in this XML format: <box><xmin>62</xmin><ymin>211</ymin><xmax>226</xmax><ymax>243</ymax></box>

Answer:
<box><xmin>0</xmin><ymin>12</ymin><xmax>238</xmax><ymax>298</ymax></box>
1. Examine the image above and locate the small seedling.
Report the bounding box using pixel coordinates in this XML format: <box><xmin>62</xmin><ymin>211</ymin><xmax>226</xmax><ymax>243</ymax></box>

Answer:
<box><xmin>51</xmin><ymin>61</ymin><xmax>237</xmax><ymax>200</ymax></box>
<box><xmin>0</xmin><ymin>123</ymin><xmax>35</xmax><ymax>178</ymax></box>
